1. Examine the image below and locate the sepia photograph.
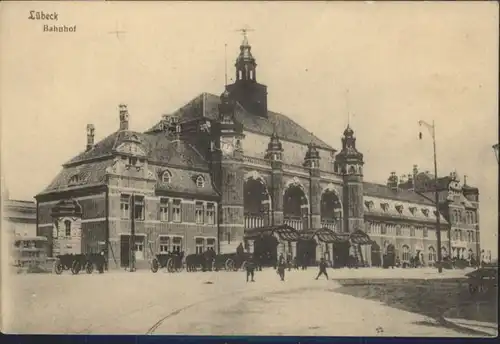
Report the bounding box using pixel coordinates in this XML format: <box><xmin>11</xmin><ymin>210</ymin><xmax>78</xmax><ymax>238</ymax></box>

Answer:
<box><xmin>1</xmin><ymin>0</ymin><xmax>498</xmax><ymax>338</ymax></box>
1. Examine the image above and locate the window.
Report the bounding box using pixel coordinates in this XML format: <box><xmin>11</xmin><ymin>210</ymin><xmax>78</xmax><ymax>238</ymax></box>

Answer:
<box><xmin>134</xmin><ymin>196</ymin><xmax>145</xmax><ymax>220</ymax></box>
<box><xmin>206</xmin><ymin>238</ymin><xmax>216</xmax><ymax>251</ymax></box>
<box><xmin>195</xmin><ymin>238</ymin><xmax>204</xmax><ymax>254</ymax></box>
<box><xmin>226</xmin><ymin>232</ymin><xmax>231</xmax><ymax>244</ymax></box>
<box><xmin>410</xmin><ymin>227</ymin><xmax>415</xmax><ymax>237</ymax></box>
<box><xmin>172</xmin><ymin>237</ymin><xmax>182</xmax><ymax>253</ymax></box>
<box><xmin>162</xmin><ymin>170</ymin><xmax>172</xmax><ymax>184</ymax></box>
<box><xmin>421</xmin><ymin>208</ymin><xmax>429</xmax><ymax>217</ymax></box>
<box><xmin>64</xmin><ymin>220</ymin><xmax>71</xmax><ymax>237</ymax></box>
<box><xmin>160</xmin><ymin>198</ymin><xmax>169</xmax><ymax>222</ymax></box>
<box><xmin>134</xmin><ymin>237</ymin><xmax>144</xmax><ymax>260</ymax></box>
<box><xmin>206</xmin><ymin>203</ymin><xmax>215</xmax><ymax>224</ymax></box>
<box><xmin>159</xmin><ymin>236</ymin><xmax>170</xmax><ymax>253</ymax></box>
<box><xmin>395</xmin><ymin>225</ymin><xmax>401</xmax><ymax>236</ymax></box>
<box><xmin>196</xmin><ymin>176</ymin><xmax>205</xmax><ymax>188</ymax></box>
<box><xmin>402</xmin><ymin>245</ymin><xmax>410</xmax><ymax>261</ymax></box>
<box><xmin>428</xmin><ymin>247</ymin><xmax>436</xmax><ymax>262</ymax></box>
<box><xmin>471</xmin><ymin>231</ymin><xmax>475</xmax><ymax>242</ymax></box>
<box><xmin>423</xmin><ymin>227</ymin><xmax>428</xmax><ymax>238</ymax></box>
<box><xmin>409</xmin><ymin>207</ymin><xmax>417</xmax><ymax>215</ymax></box>
<box><xmin>120</xmin><ymin>194</ymin><xmax>130</xmax><ymax>219</ymax></box>
<box><xmin>459</xmin><ymin>230</ymin><xmax>463</xmax><ymax>241</ymax></box>
<box><xmin>381</xmin><ymin>224</ymin><xmax>387</xmax><ymax>235</ymax></box>
<box><xmin>129</xmin><ymin>157</ymin><xmax>138</xmax><ymax>166</ymax></box>
<box><xmin>195</xmin><ymin>202</ymin><xmax>204</xmax><ymax>224</ymax></box>
<box><xmin>172</xmin><ymin>199</ymin><xmax>182</xmax><ymax>222</ymax></box>
<box><xmin>69</xmin><ymin>175</ymin><xmax>80</xmax><ymax>185</ymax></box>
<box><xmin>395</xmin><ymin>205</ymin><xmax>403</xmax><ymax>214</ymax></box>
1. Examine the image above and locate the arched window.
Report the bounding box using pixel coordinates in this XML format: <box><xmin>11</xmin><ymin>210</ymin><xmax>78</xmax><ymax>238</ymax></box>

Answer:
<box><xmin>428</xmin><ymin>246</ymin><xmax>436</xmax><ymax>262</ymax></box>
<box><xmin>402</xmin><ymin>245</ymin><xmax>410</xmax><ymax>262</ymax></box>
<box><xmin>162</xmin><ymin>170</ymin><xmax>172</xmax><ymax>184</ymax></box>
<box><xmin>64</xmin><ymin>220</ymin><xmax>71</xmax><ymax>237</ymax></box>
<box><xmin>348</xmin><ymin>166</ymin><xmax>356</xmax><ymax>174</ymax></box>
<box><xmin>196</xmin><ymin>176</ymin><xmax>205</xmax><ymax>188</ymax></box>
<box><xmin>249</xmin><ymin>70</ymin><xmax>253</xmax><ymax>80</ymax></box>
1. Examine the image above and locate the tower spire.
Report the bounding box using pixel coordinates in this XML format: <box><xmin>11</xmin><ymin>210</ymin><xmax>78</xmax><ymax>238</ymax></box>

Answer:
<box><xmin>234</xmin><ymin>26</ymin><xmax>256</xmax><ymax>82</ymax></box>
<box><xmin>345</xmin><ymin>89</ymin><xmax>351</xmax><ymax>127</ymax></box>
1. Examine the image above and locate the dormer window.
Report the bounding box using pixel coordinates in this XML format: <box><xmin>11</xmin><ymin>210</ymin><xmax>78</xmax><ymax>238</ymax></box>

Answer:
<box><xmin>409</xmin><ymin>206</ymin><xmax>417</xmax><ymax>215</ymax></box>
<box><xmin>433</xmin><ymin>210</ymin><xmax>439</xmax><ymax>218</ymax></box>
<box><xmin>68</xmin><ymin>174</ymin><xmax>80</xmax><ymax>185</ymax></box>
<box><xmin>162</xmin><ymin>170</ymin><xmax>172</xmax><ymax>184</ymax></box>
<box><xmin>421</xmin><ymin>208</ymin><xmax>429</xmax><ymax>217</ymax></box>
<box><xmin>196</xmin><ymin>176</ymin><xmax>205</xmax><ymax>188</ymax></box>
<box><xmin>364</xmin><ymin>200</ymin><xmax>374</xmax><ymax>210</ymax></box>
<box><xmin>380</xmin><ymin>203</ymin><xmax>389</xmax><ymax>212</ymax></box>
<box><xmin>395</xmin><ymin>204</ymin><xmax>404</xmax><ymax>214</ymax></box>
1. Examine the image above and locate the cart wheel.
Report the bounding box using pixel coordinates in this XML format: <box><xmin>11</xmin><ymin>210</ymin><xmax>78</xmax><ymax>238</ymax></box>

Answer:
<box><xmin>85</xmin><ymin>262</ymin><xmax>94</xmax><ymax>274</ymax></box>
<box><xmin>151</xmin><ymin>258</ymin><xmax>159</xmax><ymax>273</ymax></box>
<box><xmin>225</xmin><ymin>258</ymin><xmax>235</xmax><ymax>271</ymax></box>
<box><xmin>71</xmin><ymin>260</ymin><xmax>81</xmax><ymax>275</ymax></box>
<box><xmin>54</xmin><ymin>260</ymin><xmax>63</xmax><ymax>275</ymax></box>
<box><xmin>167</xmin><ymin>258</ymin><xmax>175</xmax><ymax>273</ymax></box>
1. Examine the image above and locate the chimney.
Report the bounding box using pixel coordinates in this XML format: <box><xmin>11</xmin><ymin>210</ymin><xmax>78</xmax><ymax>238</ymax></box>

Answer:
<box><xmin>86</xmin><ymin>124</ymin><xmax>95</xmax><ymax>151</ymax></box>
<box><xmin>387</xmin><ymin>171</ymin><xmax>399</xmax><ymax>191</ymax></box>
<box><xmin>119</xmin><ymin>104</ymin><xmax>129</xmax><ymax>131</ymax></box>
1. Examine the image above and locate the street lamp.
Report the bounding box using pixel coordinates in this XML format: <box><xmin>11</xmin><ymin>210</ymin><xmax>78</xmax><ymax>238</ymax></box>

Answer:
<box><xmin>419</xmin><ymin>120</ymin><xmax>443</xmax><ymax>273</ymax></box>
<box><xmin>493</xmin><ymin>143</ymin><xmax>499</xmax><ymax>163</ymax></box>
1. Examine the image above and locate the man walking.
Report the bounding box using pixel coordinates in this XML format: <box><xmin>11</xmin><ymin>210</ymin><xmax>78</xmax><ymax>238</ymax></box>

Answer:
<box><xmin>277</xmin><ymin>258</ymin><xmax>286</xmax><ymax>281</ymax></box>
<box><xmin>315</xmin><ymin>258</ymin><xmax>329</xmax><ymax>280</ymax></box>
<box><xmin>246</xmin><ymin>256</ymin><xmax>256</xmax><ymax>282</ymax></box>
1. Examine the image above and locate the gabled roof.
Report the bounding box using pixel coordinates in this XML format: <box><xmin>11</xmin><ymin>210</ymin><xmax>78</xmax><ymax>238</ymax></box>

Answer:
<box><xmin>147</xmin><ymin>93</ymin><xmax>334</xmax><ymax>151</ymax></box>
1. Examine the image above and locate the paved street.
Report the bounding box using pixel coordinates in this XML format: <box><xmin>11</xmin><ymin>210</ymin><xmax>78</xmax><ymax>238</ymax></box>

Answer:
<box><xmin>4</xmin><ymin>267</ymin><xmax>481</xmax><ymax>336</ymax></box>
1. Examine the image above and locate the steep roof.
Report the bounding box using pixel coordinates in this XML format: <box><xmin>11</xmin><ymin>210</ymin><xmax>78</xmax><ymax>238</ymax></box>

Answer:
<box><xmin>363</xmin><ymin>182</ymin><xmax>434</xmax><ymax>205</ymax></box>
<box><xmin>147</xmin><ymin>93</ymin><xmax>334</xmax><ymax>151</ymax></box>
<box><xmin>64</xmin><ymin>130</ymin><xmax>209</xmax><ymax>170</ymax></box>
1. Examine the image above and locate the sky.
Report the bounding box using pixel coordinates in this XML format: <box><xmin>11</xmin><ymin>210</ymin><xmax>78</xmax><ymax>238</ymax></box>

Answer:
<box><xmin>1</xmin><ymin>1</ymin><xmax>498</xmax><ymax>257</ymax></box>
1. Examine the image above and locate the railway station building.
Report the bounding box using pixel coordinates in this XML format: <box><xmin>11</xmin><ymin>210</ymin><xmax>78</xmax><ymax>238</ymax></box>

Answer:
<box><xmin>34</xmin><ymin>34</ymin><xmax>481</xmax><ymax>269</ymax></box>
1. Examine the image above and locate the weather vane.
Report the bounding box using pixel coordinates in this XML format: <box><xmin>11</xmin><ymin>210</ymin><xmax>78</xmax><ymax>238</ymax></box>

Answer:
<box><xmin>234</xmin><ymin>25</ymin><xmax>254</xmax><ymax>38</ymax></box>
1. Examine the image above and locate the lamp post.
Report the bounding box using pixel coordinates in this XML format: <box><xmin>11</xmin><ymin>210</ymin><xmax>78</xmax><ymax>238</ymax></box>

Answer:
<box><xmin>493</xmin><ymin>143</ymin><xmax>499</xmax><ymax>163</ymax></box>
<box><xmin>419</xmin><ymin>120</ymin><xmax>443</xmax><ymax>273</ymax></box>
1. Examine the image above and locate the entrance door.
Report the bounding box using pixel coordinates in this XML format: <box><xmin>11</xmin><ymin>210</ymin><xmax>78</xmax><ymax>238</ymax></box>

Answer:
<box><xmin>371</xmin><ymin>242</ymin><xmax>382</xmax><ymax>267</ymax></box>
<box><xmin>296</xmin><ymin>239</ymin><xmax>317</xmax><ymax>266</ymax></box>
<box><xmin>253</xmin><ymin>235</ymin><xmax>279</xmax><ymax>267</ymax></box>
<box><xmin>120</xmin><ymin>235</ymin><xmax>130</xmax><ymax>268</ymax></box>
<box><xmin>332</xmin><ymin>241</ymin><xmax>350</xmax><ymax>268</ymax></box>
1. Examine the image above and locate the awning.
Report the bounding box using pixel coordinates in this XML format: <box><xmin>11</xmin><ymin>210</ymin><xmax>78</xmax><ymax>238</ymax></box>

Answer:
<box><xmin>302</xmin><ymin>227</ymin><xmax>349</xmax><ymax>243</ymax></box>
<box><xmin>349</xmin><ymin>230</ymin><xmax>373</xmax><ymax>245</ymax></box>
<box><xmin>245</xmin><ymin>224</ymin><xmax>300</xmax><ymax>241</ymax></box>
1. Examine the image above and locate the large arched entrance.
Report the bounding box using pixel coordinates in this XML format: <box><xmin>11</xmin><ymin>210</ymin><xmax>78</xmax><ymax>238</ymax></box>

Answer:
<box><xmin>283</xmin><ymin>182</ymin><xmax>308</xmax><ymax>231</ymax></box>
<box><xmin>320</xmin><ymin>189</ymin><xmax>342</xmax><ymax>231</ymax></box>
<box><xmin>244</xmin><ymin>175</ymin><xmax>270</xmax><ymax>230</ymax></box>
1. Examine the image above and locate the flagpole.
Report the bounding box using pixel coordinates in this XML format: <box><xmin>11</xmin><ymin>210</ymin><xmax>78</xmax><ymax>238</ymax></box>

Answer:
<box><xmin>419</xmin><ymin>120</ymin><xmax>443</xmax><ymax>273</ymax></box>
<box><xmin>431</xmin><ymin>121</ymin><xmax>443</xmax><ymax>273</ymax></box>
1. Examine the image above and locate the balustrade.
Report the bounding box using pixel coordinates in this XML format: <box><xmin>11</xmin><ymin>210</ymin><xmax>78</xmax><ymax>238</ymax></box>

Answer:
<box><xmin>321</xmin><ymin>219</ymin><xmax>340</xmax><ymax>231</ymax></box>
<box><xmin>284</xmin><ymin>216</ymin><xmax>303</xmax><ymax>231</ymax></box>
<box><xmin>244</xmin><ymin>214</ymin><xmax>266</xmax><ymax>229</ymax></box>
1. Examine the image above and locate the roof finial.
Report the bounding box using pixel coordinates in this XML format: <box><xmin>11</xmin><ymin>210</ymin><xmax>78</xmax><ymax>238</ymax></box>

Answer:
<box><xmin>235</xmin><ymin>25</ymin><xmax>254</xmax><ymax>45</ymax></box>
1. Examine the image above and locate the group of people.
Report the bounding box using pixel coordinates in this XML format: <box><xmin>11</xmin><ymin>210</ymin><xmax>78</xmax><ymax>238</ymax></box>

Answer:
<box><xmin>244</xmin><ymin>252</ymin><xmax>330</xmax><ymax>282</ymax></box>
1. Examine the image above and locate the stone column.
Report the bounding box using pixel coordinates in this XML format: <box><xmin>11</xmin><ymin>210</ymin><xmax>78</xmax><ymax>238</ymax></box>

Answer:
<box><xmin>270</xmin><ymin>160</ymin><xmax>283</xmax><ymax>226</ymax></box>
<box><xmin>310</xmin><ymin>169</ymin><xmax>321</xmax><ymax>230</ymax></box>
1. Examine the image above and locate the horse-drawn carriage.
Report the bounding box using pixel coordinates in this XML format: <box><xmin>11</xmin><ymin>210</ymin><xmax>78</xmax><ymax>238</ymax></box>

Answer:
<box><xmin>150</xmin><ymin>252</ymin><xmax>184</xmax><ymax>273</ymax></box>
<box><xmin>213</xmin><ymin>252</ymin><xmax>251</xmax><ymax>271</ymax></box>
<box><xmin>54</xmin><ymin>253</ymin><xmax>104</xmax><ymax>275</ymax></box>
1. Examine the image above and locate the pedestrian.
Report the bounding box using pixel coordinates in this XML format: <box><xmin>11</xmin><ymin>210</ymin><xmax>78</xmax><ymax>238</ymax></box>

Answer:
<box><xmin>277</xmin><ymin>259</ymin><xmax>286</xmax><ymax>281</ymax></box>
<box><xmin>98</xmin><ymin>250</ymin><xmax>105</xmax><ymax>273</ymax></box>
<box><xmin>315</xmin><ymin>258</ymin><xmax>329</xmax><ymax>280</ymax></box>
<box><xmin>246</xmin><ymin>257</ymin><xmax>255</xmax><ymax>282</ymax></box>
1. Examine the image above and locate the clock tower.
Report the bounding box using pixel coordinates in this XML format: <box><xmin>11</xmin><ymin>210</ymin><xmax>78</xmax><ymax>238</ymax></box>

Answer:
<box><xmin>216</xmin><ymin>89</ymin><xmax>246</xmax><ymax>254</ymax></box>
